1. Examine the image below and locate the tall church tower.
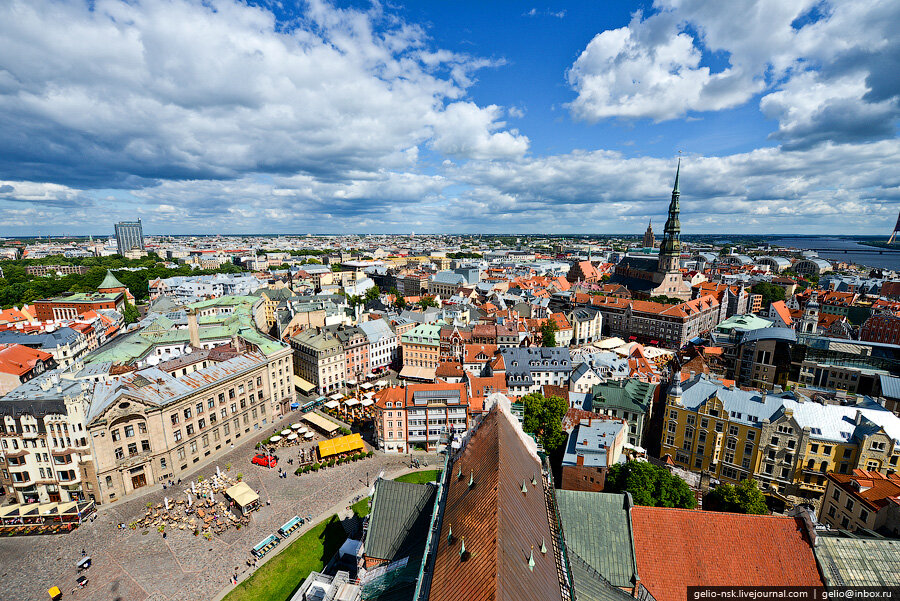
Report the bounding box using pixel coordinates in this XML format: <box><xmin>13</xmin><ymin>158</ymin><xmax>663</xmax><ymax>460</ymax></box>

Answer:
<box><xmin>642</xmin><ymin>221</ymin><xmax>655</xmax><ymax>248</ymax></box>
<box><xmin>658</xmin><ymin>159</ymin><xmax>682</xmax><ymax>273</ymax></box>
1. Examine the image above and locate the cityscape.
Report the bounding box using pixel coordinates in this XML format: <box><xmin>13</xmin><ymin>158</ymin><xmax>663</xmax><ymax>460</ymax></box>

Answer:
<box><xmin>1</xmin><ymin>1</ymin><xmax>899</xmax><ymax>601</ymax></box>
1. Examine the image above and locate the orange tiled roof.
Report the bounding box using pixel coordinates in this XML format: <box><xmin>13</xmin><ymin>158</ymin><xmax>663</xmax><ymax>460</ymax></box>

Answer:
<box><xmin>631</xmin><ymin>506</ymin><xmax>823</xmax><ymax>601</ymax></box>
<box><xmin>0</xmin><ymin>343</ymin><xmax>53</xmax><ymax>376</ymax></box>
<box><xmin>829</xmin><ymin>470</ymin><xmax>900</xmax><ymax>511</ymax></box>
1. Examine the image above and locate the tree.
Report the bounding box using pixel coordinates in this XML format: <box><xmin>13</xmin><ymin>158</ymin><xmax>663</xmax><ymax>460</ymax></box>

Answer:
<box><xmin>604</xmin><ymin>461</ymin><xmax>697</xmax><ymax>509</ymax></box>
<box><xmin>648</xmin><ymin>295</ymin><xmax>683</xmax><ymax>305</ymax></box>
<box><xmin>521</xmin><ymin>393</ymin><xmax>568</xmax><ymax>451</ymax></box>
<box><xmin>122</xmin><ymin>300</ymin><xmax>141</xmax><ymax>325</ymax></box>
<box><xmin>540</xmin><ymin>319</ymin><xmax>558</xmax><ymax>347</ymax></box>
<box><xmin>419</xmin><ymin>296</ymin><xmax>438</xmax><ymax>309</ymax></box>
<box><xmin>750</xmin><ymin>282</ymin><xmax>786</xmax><ymax>308</ymax></box>
<box><xmin>704</xmin><ymin>479</ymin><xmax>768</xmax><ymax>514</ymax></box>
<box><xmin>364</xmin><ymin>285</ymin><xmax>381</xmax><ymax>302</ymax></box>
<box><xmin>390</xmin><ymin>287</ymin><xmax>406</xmax><ymax>309</ymax></box>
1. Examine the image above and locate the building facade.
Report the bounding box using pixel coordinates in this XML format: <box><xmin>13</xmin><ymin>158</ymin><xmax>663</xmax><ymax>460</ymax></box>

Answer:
<box><xmin>114</xmin><ymin>220</ymin><xmax>144</xmax><ymax>255</ymax></box>
<box><xmin>373</xmin><ymin>383</ymin><xmax>470</xmax><ymax>452</ymax></box>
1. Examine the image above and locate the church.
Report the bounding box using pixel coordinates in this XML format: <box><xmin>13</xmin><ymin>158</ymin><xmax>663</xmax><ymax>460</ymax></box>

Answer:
<box><xmin>609</xmin><ymin>161</ymin><xmax>692</xmax><ymax>300</ymax></box>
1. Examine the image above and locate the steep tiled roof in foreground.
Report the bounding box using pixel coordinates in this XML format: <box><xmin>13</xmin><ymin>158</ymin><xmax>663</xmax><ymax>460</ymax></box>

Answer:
<box><xmin>428</xmin><ymin>404</ymin><xmax>564</xmax><ymax>601</ymax></box>
<box><xmin>630</xmin><ymin>507</ymin><xmax>823</xmax><ymax>601</ymax></box>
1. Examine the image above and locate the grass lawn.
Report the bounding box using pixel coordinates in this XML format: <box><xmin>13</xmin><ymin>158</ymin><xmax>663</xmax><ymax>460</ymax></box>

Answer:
<box><xmin>351</xmin><ymin>497</ymin><xmax>370</xmax><ymax>518</ymax></box>
<box><xmin>394</xmin><ymin>469</ymin><xmax>441</xmax><ymax>485</ymax></box>
<box><xmin>223</xmin><ymin>514</ymin><xmax>346</xmax><ymax>601</ymax></box>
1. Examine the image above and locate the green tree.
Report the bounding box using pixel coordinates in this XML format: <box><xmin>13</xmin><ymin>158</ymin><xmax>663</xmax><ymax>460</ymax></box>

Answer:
<box><xmin>704</xmin><ymin>479</ymin><xmax>768</xmax><ymax>514</ymax></box>
<box><xmin>604</xmin><ymin>461</ymin><xmax>697</xmax><ymax>509</ymax></box>
<box><xmin>122</xmin><ymin>300</ymin><xmax>141</xmax><ymax>325</ymax></box>
<box><xmin>540</xmin><ymin>319</ymin><xmax>558</xmax><ymax>347</ymax></box>
<box><xmin>750</xmin><ymin>282</ymin><xmax>786</xmax><ymax>309</ymax></box>
<box><xmin>648</xmin><ymin>295</ymin><xmax>683</xmax><ymax>305</ymax></box>
<box><xmin>419</xmin><ymin>296</ymin><xmax>438</xmax><ymax>309</ymax></box>
<box><xmin>390</xmin><ymin>287</ymin><xmax>406</xmax><ymax>310</ymax></box>
<box><xmin>364</xmin><ymin>285</ymin><xmax>381</xmax><ymax>302</ymax></box>
<box><xmin>521</xmin><ymin>393</ymin><xmax>568</xmax><ymax>451</ymax></box>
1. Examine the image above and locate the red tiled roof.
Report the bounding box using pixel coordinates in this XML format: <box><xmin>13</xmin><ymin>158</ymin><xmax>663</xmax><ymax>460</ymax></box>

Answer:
<box><xmin>428</xmin><ymin>406</ymin><xmax>563</xmax><ymax>601</ymax></box>
<box><xmin>631</xmin><ymin>507</ymin><xmax>823</xmax><ymax>601</ymax></box>
<box><xmin>0</xmin><ymin>343</ymin><xmax>53</xmax><ymax>376</ymax></box>
<box><xmin>828</xmin><ymin>470</ymin><xmax>900</xmax><ymax>511</ymax></box>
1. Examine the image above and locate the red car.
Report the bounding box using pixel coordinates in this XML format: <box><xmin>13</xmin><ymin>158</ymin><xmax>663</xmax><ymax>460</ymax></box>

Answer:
<box><xmin>251</xmin><ymin>454</ymin><xmax>277</xmax><ymax>468</ymax></box>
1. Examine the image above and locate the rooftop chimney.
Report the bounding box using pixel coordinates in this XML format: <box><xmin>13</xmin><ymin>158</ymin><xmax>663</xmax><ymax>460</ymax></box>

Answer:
<box><xmin>187</xmin><ymin>309</ymin><xmax>201</xmax><ymax>348</ymax></box>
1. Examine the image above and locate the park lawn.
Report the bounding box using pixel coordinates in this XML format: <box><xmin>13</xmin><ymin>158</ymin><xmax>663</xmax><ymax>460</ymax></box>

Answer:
<box><xmin>223</xmin><ymin>514</ymin><xmax>346</xmax><ymax>601</ymax></box>
<box><xmin>351</xmin><ymin>497</ymin><xmax>370</xmax><ymax>518</ymax></box>
<box><xmin>394</xmin><ymin>469</ymin><xmax>441</xmax><ymax>485</ymax></box>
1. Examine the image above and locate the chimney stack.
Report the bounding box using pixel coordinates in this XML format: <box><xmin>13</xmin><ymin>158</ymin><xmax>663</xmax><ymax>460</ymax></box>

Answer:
<box><xmin>187</xmin><ymin>309</ymin><xmax>201</xmax><ymax>348</ymax></box>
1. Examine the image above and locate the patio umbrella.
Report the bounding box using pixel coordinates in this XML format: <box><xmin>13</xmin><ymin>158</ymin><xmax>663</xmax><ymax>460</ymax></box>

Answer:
<box><xmin>281</xmin><ymin>429</ymin><xmax>291</xmax><ymax>436</ymax></box>
<box><xmin>291</xmin><ymin>423</ymin><xmax>302</xmax><ymax>430</ymax></box>
<box><xmin>287</xmin><ymin>433</ymin><xmax>298</xmax><ymax>441</ymax></box>
<box><xmin>164</xmin><ymin>497</ymin><xmax>169</xmax><ymax>511</ymax></box>
<box><xmin>270</xmin><ymin>435</ymin><xmax>282</xmax><ymax>443</ymax></box>
<box><xmin>304</xmin><ymin>431</ymin><xmax>314</xmax><ymax>439</ymax></box>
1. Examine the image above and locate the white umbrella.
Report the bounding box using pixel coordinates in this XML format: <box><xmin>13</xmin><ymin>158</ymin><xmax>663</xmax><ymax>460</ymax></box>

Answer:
<box><xmin>281</xmin><ymin>429</ymin><xmax>291</xmax><ymax>436</ymax></box>
<box><xmin>291</xmin><ymin>423</ymin><xmax>303</xmax><ymax>430</ymax></box>
<box><xmin>304</xmin><ymin>431</ymin><xmax>314</xmax><ymax>439</ymax></box>
<box><xmin>164</xmin><ymin>497</ymin><xmax>169</xmax><ymax>511</ymax></box>
<box><xmin>270</xmin><ymin>435</ymin><xmax>282</xmax><ymax>442</ymax></box>
<box><xmin>287</xmin><ymin>433</ymin><xmax>298</xmax><ymax>441</ymax></box>
<box><xmin>187</xmin><ymin>494</ymin><xmax>192</xmax><ymax>507</ymax></box>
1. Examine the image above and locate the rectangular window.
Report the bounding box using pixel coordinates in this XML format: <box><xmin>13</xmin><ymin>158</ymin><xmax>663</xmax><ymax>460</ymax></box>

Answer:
<box><xmin>186</xmin><ymin>424</ymin><xmax>194</xmax><ymax>436</ymax></box>
<box><xmin>115</xmin><ymin>447</ymin><xmax>124</xmax><ymax>460</ymax></box>
<box><xmin>196</xmin><ymin>402</ymin><xmax>204</xmax><ymax>415</ymax></box>
<box><xmin>171</xmin><ymin>414</ymin><xmax>179</xmax><ymax>426</ymax></box>
<box><xmin>111</xmin><ymin>429</ymin><xmax>121</xmax><ymax>442</ymax></box>
<box><xmin>190</xmin><ymin>441</ymin><xmax>198</xmax><ymax>454</ymax></box>
<box><xmin>177</xmin><ymin>447</ymin><xmax>185</xmax><ymax>460</ymax></box>
<box><xmin>141</xmin><ymin>440</ymin><xmax>151</xmax><ymax>453</ymax></box>
<box><xmin>198</xmin><ymin>418</ymin><xmax>205</xmax><ymax>430</ymax></box>
<box><xmin>173</xmin><ymin>429</ymin><xmax>182</xmax><ymax>442</ymax></box>
<box><xmin>208</xmin><ymin>399</ymin><xmax>215</xmax><ymax>410</ymax></box>
<box><xmin>124</xmin><ymin>425</ymin><xmax>134</xmax><ymax>438</ymax></box>
<box><xmin>138</xmin><ymin>423</ymin><xmax>147</xmax><ymax>434</ymax></box>
<box><xmin>127</xmin><ymin>442</ymin><xmax>138</xmax><ymax>456</ymax></box>
<box><xmin>223</xmin><ymin>423</ymin><xmax>230</xmax><ymax>435</ymax></box>
<box><xmin>184</xmin><ymin>408</ymin><xmax>192</xmax><ymax>419</ymax></box>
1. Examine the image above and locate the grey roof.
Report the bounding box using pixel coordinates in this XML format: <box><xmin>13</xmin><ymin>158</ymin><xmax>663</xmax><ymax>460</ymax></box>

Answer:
<box><xmin>432</xmin><ymin>271</ymin><xmax>466</xmax><ymax>285</ymax></box>
<box><xmin>562</xmin><ymin>419</ymin><xmax>626</xmax><ymax>467</ymax></box>
<box><xmin>359</xmin><ymin>318</ymin><xmax>396</xmax><ymax>344</ymax></box>
<box><xmin>0</xmin><ymin>327</ymin><xmax>82</xmax><ymax>350</ymax></box>
<box><xmin>500</xmin><ymin>347</ymin><xmax>571</xmax><ymax>386</ymax></box>
<box><xmin>616</xmin><ymin>256</ymin><xmax>658</xmax><ymax>272</ymax></box>
<box><xmin>556</xmin><ymin>491</ymin><xmax>637</xmax><ymax>589</ymax></box>
<box><xmin>815</xmin><ymin>535</ymin><xmax>900</xmax><ymax>586</ymax></box>
<box><xmin>364</xmin><ymin>478</ymin><xmax>437</xmax><ymax>562</ymax></box>
<box><xmin>740</xmin><ymin>326</ymin><xmax>797</xmax><ymax>344</ymax></box>
<box><xmin>879</xmin><ymin>374</ymin><xmax>900</xmax><ymax>400</ymax></box>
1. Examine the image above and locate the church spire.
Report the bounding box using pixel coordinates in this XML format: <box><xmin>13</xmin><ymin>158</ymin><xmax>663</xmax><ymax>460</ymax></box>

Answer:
<box><xmin>658</xmin><ymin>159</ymin><xmax>683</xmax><ymax>272</ymax></box>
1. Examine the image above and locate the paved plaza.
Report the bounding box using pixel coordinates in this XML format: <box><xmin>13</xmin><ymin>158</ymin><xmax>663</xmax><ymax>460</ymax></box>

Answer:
<box><xmin>0</xmin><ymin>411</ymin><xmax>439</xmax><ymax>601</ymax></box>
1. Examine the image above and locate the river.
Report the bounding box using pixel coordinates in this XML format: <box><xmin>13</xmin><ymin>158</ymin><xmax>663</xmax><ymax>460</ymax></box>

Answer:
<box><xmin>770</xmin><ymin>237</ymin><xmax>900</xmax><ymax>272</ymax></box>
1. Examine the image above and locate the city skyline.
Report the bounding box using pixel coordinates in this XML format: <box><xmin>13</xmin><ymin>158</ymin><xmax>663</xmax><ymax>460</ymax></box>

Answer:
<box><xmin>0</xmin><ymin>0</ymin><xmax>898</xmax><ymax>236</ymax></box>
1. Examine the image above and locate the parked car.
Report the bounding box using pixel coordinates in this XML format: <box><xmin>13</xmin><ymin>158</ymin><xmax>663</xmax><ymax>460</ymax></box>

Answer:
<box><xmin>251</xmin><ymin>454</ymin><xmax>277</xmax><ymax>468</ymax></box>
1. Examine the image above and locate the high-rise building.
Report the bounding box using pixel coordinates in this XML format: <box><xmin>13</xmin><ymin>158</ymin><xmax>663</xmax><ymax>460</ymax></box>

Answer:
<box><xmin>642</xmin><ymin>220</ymin><xmax>655</xmax><ymax>248</ymax></box>
<box><xmin>114</xmin><ymin>220</ymin><xmax>144</xmax><ymax>255</ymax></box>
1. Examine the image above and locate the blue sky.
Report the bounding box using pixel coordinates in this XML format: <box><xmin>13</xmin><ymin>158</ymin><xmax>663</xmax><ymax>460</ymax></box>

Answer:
<box><xmin>0</xmin><ymin>0</ymin><xmax>898</xmax><ymax>236</ymax></box>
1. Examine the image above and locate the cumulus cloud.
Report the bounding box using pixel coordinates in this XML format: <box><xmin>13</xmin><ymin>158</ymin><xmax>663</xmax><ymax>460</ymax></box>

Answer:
<box><xmin>0</xmin><ymin>0</ymin><xmax>526</xmax><ymax>189</ymax></box>
<box><xmin>566</xmin><ymin>0</ymin><xmax>900</xmax><ymax>149</ymax></box>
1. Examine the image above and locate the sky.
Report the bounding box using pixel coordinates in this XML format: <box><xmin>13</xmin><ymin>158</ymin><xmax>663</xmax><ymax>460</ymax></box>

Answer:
<box><xmin>0</xmin><ymin>0</ymin><xmax>898</xmax><ymax>237</ymax></box>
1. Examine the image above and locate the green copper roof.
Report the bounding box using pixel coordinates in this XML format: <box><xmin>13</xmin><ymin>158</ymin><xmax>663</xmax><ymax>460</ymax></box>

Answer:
<box><xmin>815</xmin><ymin>535</ymin><xmax>900</xmax><ymax>586</ymax></box>
<box><xmin>715</xmin><ymin>314</ymin><xmax>774</xmax><ymax>333</ymax></box>
<box><xmin>556</xmin><ymin>491</ymin><xmax>638</xmax><ymax>589</ymax></box>
<box><xmin>591</xmin><ymin>379</ymin><xmax>656</xmax><ymax>414</ymax></box>
<box><xmin>98</xmin><ymin>270</ymin><xmax>125</xmax><ymax>290</ymax></box>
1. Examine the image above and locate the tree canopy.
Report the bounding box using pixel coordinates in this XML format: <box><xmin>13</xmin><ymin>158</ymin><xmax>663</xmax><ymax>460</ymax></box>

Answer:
<box><xmin>750</xmin><ymin>282</ymin><xmax>786</xmax><ymax>308</ymax></box>
<box><xmin>520</xmin><ymin>392</ymin><xmax>568</xmax><ymax>451</ymax></box>
<box><xmin>604</xmin><ymin>461</ymin><xmax>697</xmax><ymax>509</ymax></box>
<box><xmin>704</xmin><ymin>478</ymin><xmax>768</xmax><ymax>514</ymax></box>
<box><xmin>364</xmin><ymin>285</ymin><xmax>381</xmax><ymax>302</ymax></box>
<box><xmin>540</xmin><ymin>319</ymin><xmax>558</xmax><ymax>347</ymax></box>
<box><xmin>419</xmin><ymin>296</ymin><xmax>438</xmax><ymax>309</ymax></box>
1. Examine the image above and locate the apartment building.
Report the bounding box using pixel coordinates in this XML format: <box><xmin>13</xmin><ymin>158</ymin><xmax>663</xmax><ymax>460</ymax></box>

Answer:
<box><xmin>662</xmin><ymin>375</ymin><xmax>900</xmax><ymax>498</ymax></box>
<box><xmin>290</xmin><ymin>327</ymin><xmax>346</xmax><ymax>395</ymax></box>
<box><xmin>573</xmin><ymin>293</ymin><xmax>724</xmax><ymax>348</ymax></box>
<box><xmin>33</xmin><ymin>292</ymin><xmax>125</xmax><ymax>321</ymax></box>
<box><xmin>0</xmin><ymin>344</ymin><xmax>56</xmax><ymax>396</ymax></box>
<box><xmin>400</xmin><ymin>323</ymin><xmax>441</xmax><ymax>380</ymax></box>
<box><xmin>820</xmin><ymin>470</ymin><xmax>900</xmax><ymax>535</ymax></box>
<box><xmin>359</xmin><ymin>318</ymin><xmax>399</xmax><ymax>371</ymax></box>
<box><xmin>373</xmin><ymin>383</ymin><xmax>470</xmax><ymax>452</ymax></box>
<box><xmin>88</xmin><ymin>350</ymin><xmax>291</xmax><ymax>502</ymax></box>
<box><xmin>569</xmin><ymin>307</ymin><xmax>602</xmax><ymax>345</ymax></box>
<box><xmin>495</xmin><ymin>347</ymin><xmax>572</xmax><ymax>395</ymax></box>
<box><xmin>0</xmin><ymin>371</ymin><xmax>94</xmax><ymax>504</ymax></box>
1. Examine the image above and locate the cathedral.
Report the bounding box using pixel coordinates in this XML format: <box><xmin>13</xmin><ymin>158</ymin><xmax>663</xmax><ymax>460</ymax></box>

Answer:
<box><xmin>609</xmin><ymin>160</ymin><xmax>692</xmax><ymax>300</ymax></box>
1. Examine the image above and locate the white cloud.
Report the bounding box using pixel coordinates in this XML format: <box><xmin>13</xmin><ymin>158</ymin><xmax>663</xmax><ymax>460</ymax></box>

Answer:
<box><xmin>0</xmin><ymin>0</ymin><xmax>525</xmax><ymax>188</ymax></box>
<box><xmin>566</xmin><ymin>0</ymin><xmax>900</xmax><ymax>141</ymax></box>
